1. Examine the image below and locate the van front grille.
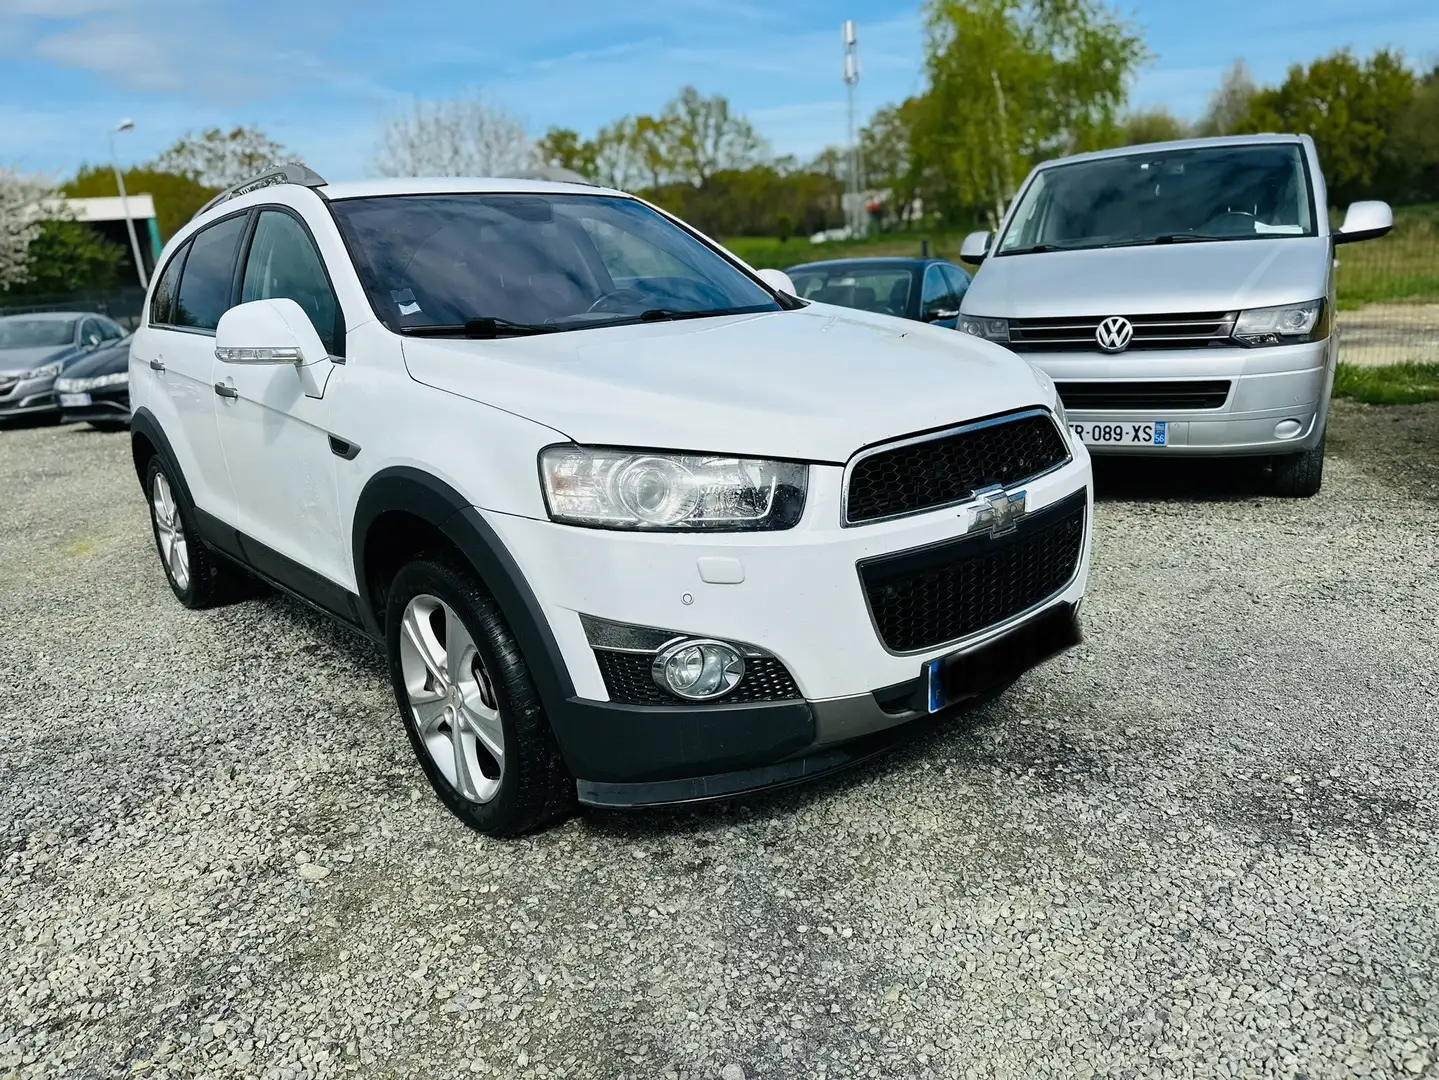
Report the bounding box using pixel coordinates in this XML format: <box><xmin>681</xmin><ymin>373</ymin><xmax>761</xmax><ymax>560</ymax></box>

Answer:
<box><xmin>1008</xmin><ymin>312</ymin><xmax>1236</xmax><ymax>352</ymax></box>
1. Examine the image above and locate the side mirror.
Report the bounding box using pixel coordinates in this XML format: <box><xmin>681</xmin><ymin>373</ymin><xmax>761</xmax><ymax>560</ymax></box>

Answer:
<box><xmin>756</xmin><ymin>268</ymin><xmax>797</xmax><ymax>296</ymax></box>
<box><xmin>215</xmin><ymin>298</ymin><xmax>327</xmax><ymax>366</ymax></box>
<box><xmin>960</xmin><ymin>231</ymin><xmax>992</xmax><ymax>264</ymax></box>
<box><xmin>924</xmin><ymin>308</ymin><xmax>961</xmax><ymax>323</ymax></box>
<box><xmin>84</xmin><ymin>333</ymin><xmax>102</xmax><ymax>348</ymax></box>
<box><xmin>1335</xmin><ymin>201</ymin><xmax>1393</xmax><ymax>245</ymax></box>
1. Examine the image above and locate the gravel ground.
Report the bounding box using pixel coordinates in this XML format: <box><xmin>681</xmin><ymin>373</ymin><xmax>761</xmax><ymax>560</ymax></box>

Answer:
<box><xmin>2</xmin><ymin>403</ymin><xmax>1438</xmax><ymax>1080</ymax></box>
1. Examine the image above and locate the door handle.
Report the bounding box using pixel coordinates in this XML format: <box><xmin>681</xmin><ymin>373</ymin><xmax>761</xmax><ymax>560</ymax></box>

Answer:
<box><xmin>149</xmin><ymin>359</ymin><xmax>165</xmax><ymax>372</ymax></box>
<box><xmin>214</xmin><ymin>383</ymin><xmax>238</xmax><ymax>399</ymax></box>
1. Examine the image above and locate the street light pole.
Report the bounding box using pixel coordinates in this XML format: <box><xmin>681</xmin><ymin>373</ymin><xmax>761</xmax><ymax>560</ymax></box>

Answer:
<box><xmin>108</xmin><ymin>119</ymin><xmax>149</xmax><ymax>290</ymax></box>
<box><xmin>843</xmin><ymin>21</ymin><xmax>862</xmax><ymax>238</ymax></box>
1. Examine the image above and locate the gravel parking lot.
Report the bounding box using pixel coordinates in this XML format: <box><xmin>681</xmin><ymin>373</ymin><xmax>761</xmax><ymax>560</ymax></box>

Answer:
<box><xmin>2</xmin><ymin>404</ymin><xmax>1438</xmax><ymax>1080</ymax></box>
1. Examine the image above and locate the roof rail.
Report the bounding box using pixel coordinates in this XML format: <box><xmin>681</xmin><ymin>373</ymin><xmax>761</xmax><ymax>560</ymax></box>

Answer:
<box><xmin>192</xmin><ymin>162</ymin><xmax>329</xmax><ymax>220</ymax></box>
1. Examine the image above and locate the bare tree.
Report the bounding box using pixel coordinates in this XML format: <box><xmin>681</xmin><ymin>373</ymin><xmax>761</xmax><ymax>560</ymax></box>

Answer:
<box><xmin>0</xmin><ymin>168</ymin><xmax>54</xmax><ymax>292</ymax></box>
<box><xmin>373</xmin><ymin>95</ymin><xmax>536</xmax><ymax>178</ymax></box>
<box><xmin>153</xmin><ymin>127</ymin><xmax>289</xmax><ymax>188</ymax></box>
<box><xmin>1197</xmin><ymin>60</ymin><xmax>1258</xmax><ymax>137</ymax></box>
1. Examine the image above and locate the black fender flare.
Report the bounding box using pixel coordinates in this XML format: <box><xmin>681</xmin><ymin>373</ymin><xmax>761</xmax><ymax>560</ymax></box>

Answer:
<box><xmin>351</xmin><ymin>467</ymin><xmax>578</xmax><ymax>711</ymax></box>
<box><xmin>129</xmin><ymin>407</ymin><xmax>193</xmax><ymax>506</ymax></box>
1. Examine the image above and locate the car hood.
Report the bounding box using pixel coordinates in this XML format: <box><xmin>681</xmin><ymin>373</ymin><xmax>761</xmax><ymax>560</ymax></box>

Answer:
<box><xmin>61</xmin><ymin>338</ymin><xmax>132</xmax><ymax>378</ymax></box>
<box><xmin>0</xmin><ymin>345</ymin><xmax>73</xmax><ymax>374</ymax></box>
<box><xmin>962</xmin><ymin>237</ymin><xmax>1331</xmax><ymax>318</ymax></box>
<box><xmin>401</xmin><ymin>306</ymin><xmax>1046</xmax><ymax>462</ymax></box>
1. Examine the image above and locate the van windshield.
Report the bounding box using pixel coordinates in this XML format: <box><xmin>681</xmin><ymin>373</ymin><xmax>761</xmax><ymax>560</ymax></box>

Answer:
<box><xmin>996</xmin><ymin>143</ymin><xmax>1316</xmax><ymax>255</ymax></box>
<box><xmin>329</xmin><ymin>192</ymin><xmax>784</xmax><ymax>335</ymax></box>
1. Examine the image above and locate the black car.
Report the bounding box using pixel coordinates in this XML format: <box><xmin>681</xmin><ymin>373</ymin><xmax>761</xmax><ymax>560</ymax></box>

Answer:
<box><xmin>0</xmin><ymin>312</ymin><xmax>128</xmax><ymax>423</ymax></box>
<box><xmin>783</xmin><ymin>257</ymin><xmax>972</xmax><ymax>328</ymax></box>
<box><xmin>55</xmin><ymin>334</ymin><xmax>133</xmax><ymax>431</ymax></box>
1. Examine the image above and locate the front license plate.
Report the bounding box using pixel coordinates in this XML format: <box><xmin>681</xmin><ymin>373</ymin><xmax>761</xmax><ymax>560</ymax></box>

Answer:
<box><xmin>1070</xmin><ymin>420</ymin><xmax>1166</xmax><ymax>446</ymax></box>
<box><xmin>58</xmin><ymin>393</ymin><xmax>91</xmax><ymax>407</ymax></box>
<box><xmin>925</xmin><ymin>604</ymin><xmax>1083</xmax><ymax>713</ymax></box>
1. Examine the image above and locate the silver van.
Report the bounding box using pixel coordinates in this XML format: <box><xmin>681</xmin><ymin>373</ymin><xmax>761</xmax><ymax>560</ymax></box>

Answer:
<box><xmin>957</xmin><ymin>134</ymin><xmax>1393</xmax><ymax>496</ymax></box>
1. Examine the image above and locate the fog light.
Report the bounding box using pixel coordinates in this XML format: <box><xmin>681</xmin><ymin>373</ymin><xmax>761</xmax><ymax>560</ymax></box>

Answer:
<box><xmin>1274</xmin><ymin>419</ymin><xmax>1303</xmax><ymax>440</ymax></box>
<box><xmin>652</xmin><ymin>639</ymin><xmax>745</xmax><ymax>701</ymax></box>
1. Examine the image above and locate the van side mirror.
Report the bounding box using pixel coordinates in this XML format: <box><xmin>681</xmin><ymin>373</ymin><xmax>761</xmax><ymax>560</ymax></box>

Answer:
<box><xmin>1335</xmin><ymin>201</ymin><xmax>1393</xmax><ymax>245</ymax></box>
<box><xmin>960</xmin><ymin>231</ymin><xmax>992</xmax><ymax>264</ymax></box>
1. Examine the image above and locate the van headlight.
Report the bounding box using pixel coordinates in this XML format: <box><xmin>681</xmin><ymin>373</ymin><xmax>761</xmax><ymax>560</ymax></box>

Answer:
<box><xmin>540</xmin><ymin>447</ymin><xmax>808</xmax><ymax>531</ymax></box>
<box><xmin>959</xmin><ymin>316</ymin><xmax>1010</xmax><ymax>343</ymax></box>
<box><xmin>1232</xmin><ymin>300</ymin><xmax>1328</xmax><ymax>347</ymax></box>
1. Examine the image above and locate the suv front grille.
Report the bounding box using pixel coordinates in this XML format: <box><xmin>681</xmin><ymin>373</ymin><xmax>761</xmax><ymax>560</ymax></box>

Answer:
<box><xmin>845</xmin><ymin>411</ymin><xmax>1070</xmax><ymax>526</ymax></box>
<box><xmin>1008</xmin><ymin>312</ymin><xmax>1236</xmax><ymax>352</ymax></box>
<box><xmin>595</xmin><ymin>650</ymin><xmax>802</xmax><ymax>706</ymax></box>
<box><xmin>1056</xmin><ymin>380</ymin><xmax>1231</xmax><ymax>411</ymax></box>
<box><xmin>858</xmin><ymin>489</ymin><xmax>1086</xmax><ymax>653</ymax></box>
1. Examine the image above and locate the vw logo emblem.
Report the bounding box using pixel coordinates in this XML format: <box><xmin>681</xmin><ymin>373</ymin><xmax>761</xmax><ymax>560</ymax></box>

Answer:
<box><xmin>1096</xmin><ymin>316</ymin><xmax>1134</xmax><ymax>353</ymax></box>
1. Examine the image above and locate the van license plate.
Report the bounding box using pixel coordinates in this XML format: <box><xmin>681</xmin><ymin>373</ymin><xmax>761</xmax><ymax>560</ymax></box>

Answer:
<box><xmin>59</xmin><ymin>393</ymin><xmax>91</xmax><ymax>407</ymax></box>
<box><xmin>1070</xmin><ymin>421</ymin><xmax>1166</xmax><ymax>446</ymax></box>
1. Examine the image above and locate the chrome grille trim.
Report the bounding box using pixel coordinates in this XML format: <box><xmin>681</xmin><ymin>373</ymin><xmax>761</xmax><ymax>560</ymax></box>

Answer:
<box><xmin>1008</xmin><ymin>311</ymin><xmax>1237</xmax><ymax>352</ymax></box>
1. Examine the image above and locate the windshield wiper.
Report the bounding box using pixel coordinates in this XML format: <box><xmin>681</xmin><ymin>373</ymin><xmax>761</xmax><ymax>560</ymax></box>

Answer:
<box><xmin>996</xmin><ymin>243</ymin><xmax>1087</xmax><ymax>256</ymax></box>
<box><xmin>398</xmin><ymin>317</ymin><xmax>557</xmax><ymax>339</ymax></box>
<box><xmin>1105</xmin><ymin>233</ymin><xmax>1245</xmax><ymax>249</ymax></box>
<box><xmin>635</xmin><ymin>306</ymin><xmax>767</xmax><ymax>323</ymax></box>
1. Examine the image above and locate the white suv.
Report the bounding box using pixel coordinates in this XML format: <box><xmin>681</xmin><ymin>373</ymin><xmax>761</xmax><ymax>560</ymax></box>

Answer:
<box><xmin>129</xmin><ymin>164</ymin><xmax>1094</xmax><ymax>836</ymax></box>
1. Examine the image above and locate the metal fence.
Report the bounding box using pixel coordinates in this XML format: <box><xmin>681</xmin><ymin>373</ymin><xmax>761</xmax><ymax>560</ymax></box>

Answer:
<box><xmin>0</xmin><ymin>287</ymin><xmax>148</xmax><ymax>331</ymax></box>
<box><xmin>1334</xmin><ymin>204</ymin><xmax>1439</xmax><ymax>368</ymax></box>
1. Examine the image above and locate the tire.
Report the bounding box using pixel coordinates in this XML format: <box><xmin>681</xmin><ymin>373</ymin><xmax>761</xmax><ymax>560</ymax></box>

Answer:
<box><xmin>385</xmin><ymin>558</ymin><xmax>574</xmax><ymax>837</ymax></box>
<box><xmin>1271</xmin><ymin>429</ymin><xmax>1326</xmax><ymax>498</ymax></box>
<box><xmin>145</xmin><ymin>456</ymin><xmax>251</xmax><ymax>608</ymax></box>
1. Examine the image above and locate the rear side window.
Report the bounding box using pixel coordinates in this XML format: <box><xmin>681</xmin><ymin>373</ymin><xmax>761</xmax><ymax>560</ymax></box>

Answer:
<box><xmin>240</xmin><ymin>210</ymin><xmax>343</xmax><ymax>356</ymax></box>
<box><xmin>174</xmin><ymin>215</ymin><xmax>247</xmax><ymax>332</ymax></box>
<box><xmin>150</xmin><ymin>242</ymin><xmax>189</xmax><ymax>326</ymax></box>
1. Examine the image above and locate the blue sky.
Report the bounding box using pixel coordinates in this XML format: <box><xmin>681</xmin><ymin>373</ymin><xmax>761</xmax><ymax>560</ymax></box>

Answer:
<box><xmin>0</xmin><ymin>0</ymin><xmax>1436</xmax><ymax>183</ymax></box>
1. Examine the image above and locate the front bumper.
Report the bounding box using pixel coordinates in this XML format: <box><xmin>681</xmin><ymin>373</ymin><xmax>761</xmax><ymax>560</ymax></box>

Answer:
<box><xmin>1029</xmin><ymin>339</ymin><xmax>1332</xmax><ymax>456</ymax></box>
<box><xmin>0</xmin><ymin>374</ymin><xmax>59</xmax><ymax>417</ymax></box>
<box><xmin>483</xmin><ymin>449</ymin><xmax>1092</xmax><ymax>802</ymax></box>
<box><xmin>57</xmin><ymin>385</ymin><xmax>131</xmax><ymax>425</ymax></box>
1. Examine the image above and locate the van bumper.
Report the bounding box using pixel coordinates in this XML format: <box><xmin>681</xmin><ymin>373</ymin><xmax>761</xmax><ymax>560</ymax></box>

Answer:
<box><xmin>1028</xmin><ymin>338</ymin><xmax>1333</xmax><ymax>456</ymax></box>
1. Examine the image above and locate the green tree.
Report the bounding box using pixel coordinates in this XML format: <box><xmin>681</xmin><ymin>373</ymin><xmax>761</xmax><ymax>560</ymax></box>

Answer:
<box><xmin>917</xmin><ymin>0</ymin><xmax>1148</xmax><ymax>226</ymax></box>
<box><xmin>536</xmin><ymin>127</ymin><xmax>598</xmax><ymax>179</ymax></box>
<box><xmin>1195</xmin><ymin>60</ymin><xmax>1257</xmax><ymax>137</ymax></box>
<box><xmin>9</xmin><ymin>219</ymin><xmax>127</xmax><ymax>295</ymax></box>
<box><xmin>860</xmin><ymin>98</ymin><xmax>927</xmax><ymax>227</ymax></box>
<box><xmin>1120</xmin><ymin>108</ymin><xmax>1190</xmax><ymax>146</ymax></box>
<box><xmin>1238</xmin><ymin>49</ymin><xmax>1416</xmax><ymax>206</ymax></box>
<box><xmin>661</xmin><ymin>87</ymin><xmax>767</xmax><ymax>185</ymax></box>
<box><xmin>64</xmin><ymin>165</ymin><xmax>218</xmax><ymax>242</ymax></box>
<box><xmin>1381</xmin><ymin>65</ymin><xmax>1439</xmax><ymax>204</ymax></box>
<box><xmin>153</xmin><ymin>126</ymin><xmax>290</xmax><ymax>188</ymax></box>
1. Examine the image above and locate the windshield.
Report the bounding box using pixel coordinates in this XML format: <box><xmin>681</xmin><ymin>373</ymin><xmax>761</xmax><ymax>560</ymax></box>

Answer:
<box><xmin>330</xmin><ymin>193</ymin><xmax>784</xmax><ymax>334</ymax></box>
<box><xmin>0</xmin><ymin>318</ymin><xmax>76</xmax><ymax>349</ymax></box>
<box><xmin>787</xmin><ymin>265</ymin><xmax>913</xmax><ymax>317</ymax></box>
<box><xmin>997</xmin><ymin>143</ymin><xmax>1315</xmax><ymax>255</ymax></box>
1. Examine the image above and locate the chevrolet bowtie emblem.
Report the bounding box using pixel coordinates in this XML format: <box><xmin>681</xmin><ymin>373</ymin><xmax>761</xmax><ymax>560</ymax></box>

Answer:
<box><xmin>967</xmin><ymin>487</ymin><xmax>1027</xmax><ymax>538</ymax></box>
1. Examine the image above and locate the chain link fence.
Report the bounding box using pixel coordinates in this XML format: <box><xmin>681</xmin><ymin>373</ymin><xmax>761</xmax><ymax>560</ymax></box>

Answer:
<box><xmin>0</xmin><ymin>287</ymin><xmax>147</xmax><ymax>331</ymax></box>
<box><xmin>1335</xmin><ymin>204</ymin><xmax>1439</xmax><ymax>368</ymax></box>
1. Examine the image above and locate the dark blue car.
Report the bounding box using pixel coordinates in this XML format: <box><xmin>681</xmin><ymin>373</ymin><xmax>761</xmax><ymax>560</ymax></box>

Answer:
<box><xmin>783</xmin><ymin>257</ymin><xmax>972</xmax><ymax>328</ymax></box>
<box><xmin>0</xmin><ymin>312</ymin><xmax>128</xmax><ymax>422</ymax></box>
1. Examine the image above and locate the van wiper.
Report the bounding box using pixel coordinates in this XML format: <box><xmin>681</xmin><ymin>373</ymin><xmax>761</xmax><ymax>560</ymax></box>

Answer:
<box><xmin>399</xmin><ymin>317</ymin><xmax>557</xmax><ymax>339</ymax></box>
<box><xmin>1106</xmin><ymin>233</ymin><xmax>1244</xmax><ymax>248</ymax></box>
<box><xmin>997</xmin><ymin>243</ymin><xmax>1074</xmax><ymax>256</ymax></box>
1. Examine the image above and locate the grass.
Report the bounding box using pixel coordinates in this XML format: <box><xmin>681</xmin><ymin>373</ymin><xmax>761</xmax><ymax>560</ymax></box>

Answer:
<box><xmin>725</xmin><ymin>204</ymin><xmax>1439</xmax><ymax>309</ymax></box>
<box><xmin>1334</xmin><ymin>204</ymin><xmax>1439</xmax><ymax>310</ymax></box>
<box><xmin>1334</xmin><ymin>362</ymin><xmax>1439</xmax><ymax>405</ymax></box>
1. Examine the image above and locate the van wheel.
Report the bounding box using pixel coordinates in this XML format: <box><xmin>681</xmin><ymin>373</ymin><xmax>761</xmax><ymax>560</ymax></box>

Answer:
<box><xmin>1271</xmin><ymin>430</ymin><xmax>1325</xmax><ymax>498</ymax></box>
<box><xmin>145</xmin><ymin>456</ymin><xmax>251</xmax><ymax>608</ymax></box>
<box><xmin>385</xmin><ymin>558</ymin><xmax>574</xmax><ymax>837</ymax></box>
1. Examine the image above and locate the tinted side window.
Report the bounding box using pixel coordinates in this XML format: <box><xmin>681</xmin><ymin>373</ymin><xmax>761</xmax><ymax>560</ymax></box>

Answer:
<box><xmin>98</xmin><ymin>318</ymin><xmax>124</xmax><ymax>340</ymax></box>
<box><xmin>941</xmin><ymin>264</ymin><xmax>970</xmax><ymax>303</ymax></box>
<box><xmin>921</xmin><ymin>265</ymin><xmax>957</xmax><ymax>317</ymax></box>
<box><xmin>240</xmin><ymin>211</ymin><xmax>343</xmax><ymax>356</ymax></box>
<box><xmin>79</xmin><ymin>319</ymin><xmax>100</xmax><ymax>345</ymax></box>
<box><xmin>174</xmin><ymin>215</ymin><xmax>247</xmax><ymax>332</ymax></box>
<box><xmin>150</xmin><ymin>242</ymin><xmax>189</xmax><ymax>326</ymax></box>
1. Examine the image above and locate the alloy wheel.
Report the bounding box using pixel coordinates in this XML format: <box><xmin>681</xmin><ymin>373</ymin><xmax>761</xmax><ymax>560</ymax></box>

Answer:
<box><xmin>399</xmin><ymin>594</ymin><xmax>505</xmax><ymax>804</ymax></box>
<box><xmin>151</xmin><ymin>472</ymin><xmax>190</xmax><ymax>592</ymax></box>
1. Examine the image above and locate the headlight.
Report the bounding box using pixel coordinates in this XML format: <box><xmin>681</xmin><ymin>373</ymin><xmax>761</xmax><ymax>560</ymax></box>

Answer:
<box><xmin>1232</xmin><ymin>300</ymin><xmax>1328</xmax><ymax>347</ymax></box>
<box><xmin>27</xmin><ymin>361</ymin><xmax>63</xmax><ymax>380</ymax></box>
<box><xmin>959</xmin><ymin>316</ymin><xmax>1010</xmax><ymax>343</ymax></box>
<box><xmin>1027</xmin><ymin>364</ymin><xmax>1068</xmax><ymax>428</ymax></box>
<box><xmin>540</xmin><ymin>447</ymin><xmax>807</xmax><ymax>531</ymax></box>
<box><xmin>90</xmin><ymin>372</ymin><xmax>129</xmax><ymax>389</ymax></box>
